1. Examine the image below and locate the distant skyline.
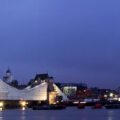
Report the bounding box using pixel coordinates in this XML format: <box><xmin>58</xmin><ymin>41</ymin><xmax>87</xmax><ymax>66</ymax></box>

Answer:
<box><xmin>0</xmin><ymin>0</ymin><xmax>120</xmax><ymax>89</ymax></box>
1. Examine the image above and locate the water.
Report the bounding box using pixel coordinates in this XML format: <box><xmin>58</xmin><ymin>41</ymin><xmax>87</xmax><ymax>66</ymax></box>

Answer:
<box><xmin>0</xmin><ymin>107</ymin><xmax>120</xmax><ymax>120</ymax></box>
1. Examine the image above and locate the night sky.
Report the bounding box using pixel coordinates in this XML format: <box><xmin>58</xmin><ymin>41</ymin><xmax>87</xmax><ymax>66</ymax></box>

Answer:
<box><xmin>0</xmin><ymin>0</ymin><xmax>120</xmax><ymax>89</ymax></box>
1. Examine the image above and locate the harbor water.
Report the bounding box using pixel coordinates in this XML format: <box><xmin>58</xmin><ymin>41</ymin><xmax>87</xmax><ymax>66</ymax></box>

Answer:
<box><xmin>0</xmin><ymin>107</ymin><xmax>120</xmax><ymax>120</ymax></box>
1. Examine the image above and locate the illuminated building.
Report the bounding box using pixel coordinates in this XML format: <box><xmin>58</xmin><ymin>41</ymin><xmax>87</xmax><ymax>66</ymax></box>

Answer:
<box><xmin>28</xmin><ymin>73</ymin><xmax>53</xmax><ymax>87</ymax></box>
<box><xmin>63</xmin><ymin>86</ymin><xmax>77</xmax><ymax>97</ymax></box>
<box><xmin>56</xmin><ymin>82</ymin><xmax>87</xmax><ymax>99</ymax></box>
<box><xmin>0</xmin><ymin>79</ymin><xmax>67</xmax><ymax>103</ymax></box>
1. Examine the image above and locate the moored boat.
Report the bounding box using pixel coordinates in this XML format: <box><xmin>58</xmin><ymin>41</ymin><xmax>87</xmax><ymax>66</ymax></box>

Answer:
<box><xmin>32</xmin><ymin>104</ymin><xmax>66</xmax><ymax>110</ymax></box>
<box><xmin>105</xmin><ymin>104</ymin><xmax>120</xmax><ymax>109</ymax></box>
<box><xmin>77</xmin><ymin>104</ymin><xmax>85</xmax><ymax>109</ymax></box>
<box><xmin>92</xmin><ymin>104</ymin><xmax>102</xmax><ymax>109</ymax></box>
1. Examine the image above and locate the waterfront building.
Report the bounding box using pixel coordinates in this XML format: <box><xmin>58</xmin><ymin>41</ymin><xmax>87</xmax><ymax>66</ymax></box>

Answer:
<box><xmin>0</xmin><ymin>71</ymin><xmax>68</xmax><ymax>107</ymax></box>
<box><xmin>0</xmin><ymin>78</ymin><xmax>67</xmax><ymax>106</ymax></box>
<box><xmin>56</xmin><ymin>82</ymin><xmax>87</xmax><ymax>99</ymax></box>
<box><xmin>85</xmin><ymin>88</ymin><xmax>119</xmax><ymax>100</ymax></box>
<box><xmin>28</xmin><ymin>73</ymin><xmax>53</xmax><ymax>87</ymax></box>
<box><xmin>63</xmin><ymin>86</ymin><xmax>77</xmax><ymax>97</ymax></box>
<box><xmin>77</xmin><ymin>89</ymin><xmax>92</xmax><ymax>99</ymax></box>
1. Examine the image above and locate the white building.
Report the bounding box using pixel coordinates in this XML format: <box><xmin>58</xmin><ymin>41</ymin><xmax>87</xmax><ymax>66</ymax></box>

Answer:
<box><xmin>0</xmin><ymin>79</ymin><xmax>67</xmax><ymax>102</ymax></box>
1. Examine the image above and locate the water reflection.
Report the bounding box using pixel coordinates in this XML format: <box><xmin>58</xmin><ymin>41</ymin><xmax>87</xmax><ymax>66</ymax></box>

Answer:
<box><xmin>107</xmin><ymin>110</ymin><xmax>114</xmax><ymax>120</ymax></box>
<box><xmin>0</xmin><ymin>111</ymin><xmax>3</xmax><ymax>120</ymax></box>
<box><xmin>49</xmin><ymin>116</ymin><xmax>57</xmax><ymax>120</ymax></box>
<box><xmin>0</xmin><ymin>108</ymin><xmax>119</xmax><ymax>120</ymax></box>
<box><xmin>0</xmin><ymin>117</ymin><xmax>3</xmax><ymax>120</ymax></box>
<box><xmin>20</xmin><ymin>109</ymin><xmax>26</xmax><ymax>120</ymax></box>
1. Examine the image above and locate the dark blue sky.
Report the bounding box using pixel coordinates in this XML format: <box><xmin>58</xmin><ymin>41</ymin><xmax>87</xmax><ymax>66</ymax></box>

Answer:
<box><xmin>0</xmin><ymin>0</ymin><xmax>120</xmax><ymax>89</ymax></box>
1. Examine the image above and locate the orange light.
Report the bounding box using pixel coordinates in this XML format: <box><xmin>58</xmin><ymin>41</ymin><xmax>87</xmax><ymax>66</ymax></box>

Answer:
<box><xmin>20</xmin><ymin>101</ymin><xmax>27</xmax><ymax>107</ymax></box>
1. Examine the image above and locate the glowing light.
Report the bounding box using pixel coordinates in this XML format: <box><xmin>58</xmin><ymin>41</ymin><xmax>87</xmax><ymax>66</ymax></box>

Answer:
<box><xmin>20</xmin><ymin>101</ymin><xmax>27</xmax><ymax>107</ymax></box>
<box><xmin>0</xmin><ymin>108</ymin><xmax>2</xmax><ymax>111</ymax></box>
<box><xmin>118</xmin><ymin>98</ymin><xmax>120</xmax><ymax>101</ymax></box>
<box><xmin>104</xmin><ymin>95</ymin><xmax>108</xmax><ymax>98</ymax></box>
<box><xmin>56</xmin><ymin>101</ymin><xmax>59</xmax><ymax>103</ymax></box>
<box><xmin>22</xmin><ymin>107</ymin><xmax>25</xmax><ymax>110</ymax></box>
<box><xmin>80</xmin><ymin>102</ymin><xmax>86</xmax><ymax>104</ymax></box>
<box><xmin>35</xmin><ymin>80</ymin><xmax>38</xmax><ymax>83</ymax></box>
<box><xmin>84</xmin><ymin>90</ymin><xmax>86</xmax><ymax>92</ymax></box>
<box><xmin>109</xmin><ymin>93</ymin><xmax>114</xmax><ymax>97</ymax></box>
<box><xmin>73</xmin><ymin>101</ymin><xmax>79</xmax><ymax>104</ymax></box>
<box><xmin>49</xmin><ymin>92</ymin><xmax>56</xmax><ymax>105</ymax></box>
<box><xmin>0</xmin><ymin>102</ymin><xmax>3</xmax><ymax>107</ymax></box>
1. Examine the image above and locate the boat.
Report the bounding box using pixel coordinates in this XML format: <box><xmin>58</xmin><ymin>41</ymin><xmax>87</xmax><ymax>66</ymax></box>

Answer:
<box><xmin>105</xmin><ymin>104</ymin><xmax>120</xmax><ymax>109</ymax></box>
<box><xmin>77</xmin><ymin>104</ymin><xmax>85</xmax><ymax>109</ymax></box>
<box><xmin>32</xmin><ymin>104</ymin><xmax>66</xmax><ymax>110</ymax></box>
<box><xmin>92</xmin><ymin>104</ymin><xmax>102</xmax><ymax>109</ymax></box>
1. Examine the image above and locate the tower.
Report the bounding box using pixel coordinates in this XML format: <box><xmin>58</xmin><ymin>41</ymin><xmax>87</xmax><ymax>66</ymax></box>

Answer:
<box><xmin>3</xmin><ymin>69</ymin><xmax>13</xmax><ymax>83</ymax></box>
<box><xmin>6</xmin><ymin>69</ymin><xmax>11</xmax><ymax>76</ymax></box>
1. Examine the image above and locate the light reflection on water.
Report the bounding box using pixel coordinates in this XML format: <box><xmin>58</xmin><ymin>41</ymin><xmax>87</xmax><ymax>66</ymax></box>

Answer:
<box><xmin>0</xmin><ymin>108</ymin><xmax>119</xmax><ymax>120</ymax></box>
<box><xmin>20</xmin><ymin>109</ymin><xmax>26</xmax><ymax>120</ymax></box>
<box><xmin>0</xmin><ymin>111</ymin><xmax>3</xmax><ymax>120</ymax></box>
<box><xmin>107</xmin><ymin>110</ymin><xmax>114</xmax><ymax>120</ymax></box>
